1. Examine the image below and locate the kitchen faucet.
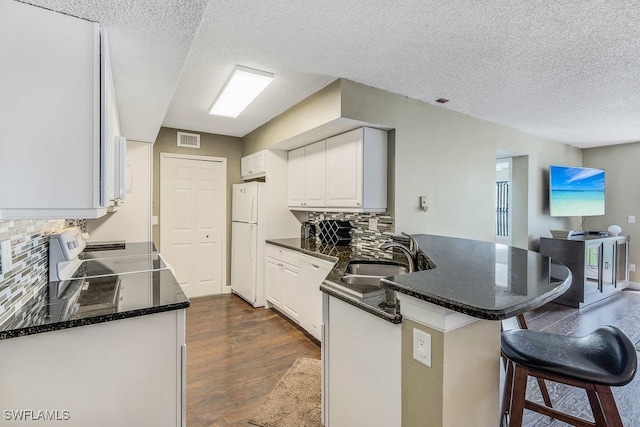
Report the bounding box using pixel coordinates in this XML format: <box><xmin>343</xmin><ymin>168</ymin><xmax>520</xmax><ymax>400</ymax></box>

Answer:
<box><xmin>379</xmin><ymin>234</ymin><xmax>419</xmax><ymax>273</ymax></box>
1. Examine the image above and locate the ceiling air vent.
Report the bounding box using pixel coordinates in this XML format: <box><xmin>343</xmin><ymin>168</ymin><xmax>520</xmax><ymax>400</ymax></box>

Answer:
<box><xmin>177</xmin><ymin>132</ymin><xmax>200</xmax><ymax>149</ymax></box>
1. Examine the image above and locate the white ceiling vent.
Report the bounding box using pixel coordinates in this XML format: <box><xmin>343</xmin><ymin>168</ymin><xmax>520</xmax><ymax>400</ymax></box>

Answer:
<box><xmin>177</xmin><ymin>132</ymin><xmax>200</xmax><ymax>149</ymax></box>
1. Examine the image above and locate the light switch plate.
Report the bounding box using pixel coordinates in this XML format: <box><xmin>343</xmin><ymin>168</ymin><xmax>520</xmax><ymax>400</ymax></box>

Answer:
<box><xmin>628</xmin><ymin>215</ymin><xmax>636</xmax><ymax>224</ymax></box>
<box><xmin>368</xmin><ymin>218</ymin><xmax>378</xmax><ymax>231</ymax></box>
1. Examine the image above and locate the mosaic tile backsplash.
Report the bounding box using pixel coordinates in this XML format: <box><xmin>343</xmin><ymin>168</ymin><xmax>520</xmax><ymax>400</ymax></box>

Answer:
<box><xmin>0</xmin><ymin>219</ymin><xmax>84</xmax><ymax>329</ymax></box>
<box><xmin>307</xmin><ymin>211</ymin><xmax>395</xmax><ymax>259</ymax></box>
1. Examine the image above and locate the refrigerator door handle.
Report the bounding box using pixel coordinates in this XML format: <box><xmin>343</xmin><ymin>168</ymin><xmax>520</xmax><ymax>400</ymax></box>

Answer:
<box><xmin>250</xmin><ymin>194</ymin><xmax>256</xmax><ymax>223</ymax></box>
<box><xmin>250</xmin><ymin>224</ymin><xmax>256</xmax><ymax>262</ymax></box>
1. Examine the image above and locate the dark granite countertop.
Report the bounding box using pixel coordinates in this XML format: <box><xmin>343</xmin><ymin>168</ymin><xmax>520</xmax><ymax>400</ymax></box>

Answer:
<box><xmin>381</xmin><ymin>234</ymin><xmax>572</xmax><ymax>320</ymax></box>
<box><xmin>0</xmin><ymin>242</ymin><xmax>189</xmax><ymax>340</ymax></box>
<box><xmin>266</xmin><ymin>238</ymin><xmax>403</xmax><ymax>323</ymax></box>
<box><xmin>267</xmin><ymin>235</ymin><xmax>571</xmax><ymax>324</ymax></box>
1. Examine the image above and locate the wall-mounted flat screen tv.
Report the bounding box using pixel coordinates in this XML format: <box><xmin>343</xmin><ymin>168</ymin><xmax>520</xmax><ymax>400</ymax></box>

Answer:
<box><xmin>549</xmin><ymin>165</ymin><xmax>605</xmax><ymax>217</ymax></box>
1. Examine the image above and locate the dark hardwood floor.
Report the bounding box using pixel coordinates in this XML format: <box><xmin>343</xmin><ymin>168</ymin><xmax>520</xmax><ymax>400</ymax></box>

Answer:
<box><xmin>186</xmin><ymin>294</ymin><xmax>320</xmax><ymax>427</ymax></box>
<box><xmin>186</xmin><ymin>290</ymin><xmax>640</xmax><ymax>426</ymax></box>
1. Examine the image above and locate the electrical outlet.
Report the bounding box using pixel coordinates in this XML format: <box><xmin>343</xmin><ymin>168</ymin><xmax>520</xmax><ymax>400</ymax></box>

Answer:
<box><xmin>1</xmin><ymin>239</ymin><xmax>13</xmax><ymax>274</ymax></box>
<box><xmin>368</xmin><ymin>218</ymin><xmax>378</xmax><ymax>231</ymax></box>
<box><xmin>630</xmin><ymin>263</ymin><xmax>636</xmax><ymax>272</ymax></box>
<box><xmin>413</xmin><ymin>328</ymin><xmax>431</xmax><ymax>367</ymax></box>
<box><xmin>628</xmin><ymin>216</ymin><xmax>636</xmax><ymax>224</ymax></box>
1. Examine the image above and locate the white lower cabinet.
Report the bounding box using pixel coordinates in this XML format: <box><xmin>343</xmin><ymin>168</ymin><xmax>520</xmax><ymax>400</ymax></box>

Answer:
<box><xmin>0</xmin><ymin>310</ymin><xmax>186</xmax><ymax>426</ymax></box>
<box><xmin>322</xmin><ymin>294</ymin><xmax>401</xmax><ymax>427</ymax></box>
<box><xmin>299</xmin><ymin>254</ymin><xmax>334</xmax><ymax>341</ymax></box>
<box><xmin>265</xmin><ymin>256</ymin><xmax>284</xmax><ymax>306</ymax></box>
<box><xmin>266</xmin><ymin>245</ymin><xmax>301</xmax><ymax>322</ymax></box>
<box><xmin>281</xmin><ymin>262</ymin><xmax>301</xmax><ymax>321</ymax></box>
<box><xmin>265</xmin><ymin>244</ymin><xmax>334</xmax><ymax>340</ymax></box>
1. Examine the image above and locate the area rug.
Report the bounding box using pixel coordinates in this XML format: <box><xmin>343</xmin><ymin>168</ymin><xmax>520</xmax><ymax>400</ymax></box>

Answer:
<box><xmin>249</xmin><ymin>357</ymin><xmax>321</xmax><ymax>427</ymax></box>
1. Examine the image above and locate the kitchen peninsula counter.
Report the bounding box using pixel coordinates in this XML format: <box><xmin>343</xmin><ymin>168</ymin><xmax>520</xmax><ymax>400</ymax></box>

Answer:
<box><xmin>316</xmin><ymin>234</ymin><xmax>572</xmax><ymax>427</ymax></box>
<box><xmin>267</xmin><ymin>234</ymin><xmax>571</xmax><ymax>323</ymax></box>
<box><xmin>381</xmin><ymin>234</ymin><xmax>572</xmax><ymax>320</ymax></box>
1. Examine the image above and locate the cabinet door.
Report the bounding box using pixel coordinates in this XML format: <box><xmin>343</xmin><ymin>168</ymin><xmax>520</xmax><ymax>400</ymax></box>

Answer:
<box><xmin>265</xmin><ymin>257</ymin><xmax>282</xmax><ymax>307</ymax></box>
<box><xmin>616</xmin><ymin>240</ymin><xmax>629</xmax><ymax>285</ymax></box>
<box><xmin>325</xmin><ymin>129</ymin><xmax>363</xmax><ymax>208</ymax></box>
<box><xmin>281</xmin><ymin>263</ymin><xmax>300</xmax><ymax>321</ymax></box>
<box><xmin>241</xmin><ymin>156</ymin><xmax>252</xmax><ymax>178</ymax></box>
<box><xmin>299</xmin><ymin>256</ymin><xmax>333</xmax><ymax>341</ymax></box>
<box><xmin>288</xmin><ymin>147</ymin><xmax>305</xmax><ymax>207</ymax></box>
<box><xmin>0</xmin><ymin>1</ymin><xmax>103</xmax><ymax>216</ymax></box>
<box><xmin>584</xmin><ymin>242</ymin><xmax>602</xmax><ymax>301</ymax></box>
<box><xmin>602</xmin><ymin>241</ymin><xmax>615</xmax><ymax>289</ymax></box>
<box><xmin>304</xmin><ymin>140</ymin><xmax>326</xmax><ymax>207</ymax></box>
<box><xmin>251</xmin><ymin>151</ymin><xmax>266</xmax><ymax>174</ymax></box>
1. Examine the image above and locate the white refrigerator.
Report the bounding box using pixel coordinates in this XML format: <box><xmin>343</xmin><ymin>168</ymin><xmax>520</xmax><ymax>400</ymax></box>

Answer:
<box><xmin>231</xmin><ymin>182</ymin><xmax>266</xmax><ymax>307</ymax></box>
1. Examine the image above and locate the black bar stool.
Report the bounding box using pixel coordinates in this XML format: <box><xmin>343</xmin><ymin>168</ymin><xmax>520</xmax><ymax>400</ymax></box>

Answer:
<box><xmin>501</xmin><ymin>325</ymin><xmax>637</xmax><ymax>427</ymax></box>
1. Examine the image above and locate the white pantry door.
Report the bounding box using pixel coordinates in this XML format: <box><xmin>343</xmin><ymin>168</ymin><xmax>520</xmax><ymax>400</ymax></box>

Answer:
<box><xmin>160</xmin><ymin>153</ymin><xmax>226</xmax><ymax>298</ymax></box>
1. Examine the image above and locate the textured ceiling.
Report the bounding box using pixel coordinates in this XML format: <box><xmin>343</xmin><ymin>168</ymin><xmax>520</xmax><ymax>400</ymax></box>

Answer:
<box><xmin>20</xmin><ymin>1</ymin><xmax>640</xmax><ymax>148</ymax></box>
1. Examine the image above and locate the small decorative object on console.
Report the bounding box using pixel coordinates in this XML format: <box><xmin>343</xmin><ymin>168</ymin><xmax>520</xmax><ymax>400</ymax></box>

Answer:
<box><xmin>608</xmin><ymin>224</ymin><xmax>622</xmax><ymax>236</ymax></box>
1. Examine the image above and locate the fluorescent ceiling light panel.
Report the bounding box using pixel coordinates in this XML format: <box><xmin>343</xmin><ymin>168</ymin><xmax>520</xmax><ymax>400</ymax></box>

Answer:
<box><xmin>209</xmin><ymin>66</ymin><xmax>274</xmax><ymax>118</ymax></box>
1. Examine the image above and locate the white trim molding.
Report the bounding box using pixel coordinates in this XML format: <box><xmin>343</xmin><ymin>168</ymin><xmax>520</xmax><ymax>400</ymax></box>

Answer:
<box><xmin>396</xmin><ymin>293</ymin><xmax>478</xmax><ymax>333</ymax></box>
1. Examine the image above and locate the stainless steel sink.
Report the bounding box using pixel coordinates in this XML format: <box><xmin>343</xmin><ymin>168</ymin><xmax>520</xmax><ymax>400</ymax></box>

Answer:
<box><xmin>343</xmin><ymin>261</ymin><xmax>409</xmax><ymax>277</ymax></box>
<box><xmin>340</xmin><ymin>275</ymin><xmax>388</xmax><ymax>286</ymax></box>
<box><xmin>340</xmin><ymin>260</ymin><xmax>409</xmax><ymax>289</ymax></box>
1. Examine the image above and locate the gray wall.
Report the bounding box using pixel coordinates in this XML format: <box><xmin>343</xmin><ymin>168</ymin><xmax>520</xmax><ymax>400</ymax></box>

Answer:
<box><xmin>583</xmin><ymin>141</ymin><xmax>640</xmax><ymax>283</ymax></box>
<box><xmin>339</xmin><ymin>80</ymin><xmax>583</xmax><ymax>247</ymax></box>
<box><xmin>153</xmin><ymin>127</ymin><xmax>244</xmax><ymax>286</ymax></box>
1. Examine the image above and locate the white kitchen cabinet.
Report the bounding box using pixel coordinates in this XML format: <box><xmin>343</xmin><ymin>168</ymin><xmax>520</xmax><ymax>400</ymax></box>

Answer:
<box><xmin>287</xmin><ymin>127</ymin><xmax>387</xmax><ymax>213</ymax></box>
<box><xmin>287</xmin><ymin>140</ymin><xmax>326</xmax><ymax>208</ymax></box>
<box><xmin>322</xmin><ymin>294</ymin><xmax>401</xmax><ymax>426</ymax></box>
<box><xmin>265</xmin><ymin>244</ymin><xmax>301</xmax><ymax>322</ymax></box>
<box><xmin>265</xmin><ymin>244</ymin><xmax>334</xmax><ymax>340</ymax></box>
<box><xmin>281</xmin><ymin>262</ymin><xmax>301</xmax><ymax>321</ymax></box>
<box><xmin>0</xmin><ymin>309</ymin><xmax>186</xmax><ymax>427</ymax></box>
<box><xmin>325</xmin><ymin>127</ymin><xmax>387</xmax><ymax>212</ymax></box>
<box><xmin>287</xmin><ymin>148</ymin><xmax>306</xmax><ymax>206</ymax></box>
<box><xmin>265</xmin><ymin>256</ymin><xmax>283</xmax><ymax>306</ymax></box>
<box><xmin>299</xmin><ymin>254</ymin><xmax>334</xmax><ymax>341</ymax></box>
<box><xmin>241</xmin><ymin>150</ymin><xmax>267</xmax><ymax>180</ymax></box>
<box><xmin>0</xmin><ymin>1</ymin><xmax>123</xmax><ymax>219</ymax></box>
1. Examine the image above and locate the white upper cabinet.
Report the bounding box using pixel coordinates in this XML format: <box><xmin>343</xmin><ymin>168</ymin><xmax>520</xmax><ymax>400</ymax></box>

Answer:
<box><xmin>0</xmin><ymin>1</ymin><xmax>121</xmax><ymax>219</ymax></box>
<box><xmin>287</xmin><ymin>127</ymin><xmax>387</xmax><ymax>213</ymax></box>
<box><xmin>325</xmin><ymin>127</ymin><xmax>387</xmax><ymax>211</ymax></box>
<box><xmin>241</xmin><ymin>150</ymin><xmax>266</xmax><ymax>180</ymax></box>
<box><xmin>303</xmin><ymin>140</ymin><xmax>326</xmax><ymax>207</ymax></box>
<box><xmin>287</xmin><ymin>140</ymin><xmax>326</xmax><ymax>208</ymax></box>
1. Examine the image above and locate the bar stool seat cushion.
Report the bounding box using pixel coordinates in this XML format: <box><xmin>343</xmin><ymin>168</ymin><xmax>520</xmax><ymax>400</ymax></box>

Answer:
<box><xmin>501</xmin><ymin>326</ymin><xmax>637</xmax><ymax>386</ymax></box>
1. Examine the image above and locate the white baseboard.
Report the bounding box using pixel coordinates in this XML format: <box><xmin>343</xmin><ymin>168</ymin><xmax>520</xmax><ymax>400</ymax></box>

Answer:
<box><xmin>627</xmin><ymin>281</ymin><xmax>640</xmax><ymax>291</ymax></box>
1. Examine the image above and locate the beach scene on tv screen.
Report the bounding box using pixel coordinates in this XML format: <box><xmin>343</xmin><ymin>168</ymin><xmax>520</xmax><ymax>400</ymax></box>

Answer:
<box><xmin>550</xmin><ymin>166</ymin><xmax>605</xmax><ymax>216</ymax></box>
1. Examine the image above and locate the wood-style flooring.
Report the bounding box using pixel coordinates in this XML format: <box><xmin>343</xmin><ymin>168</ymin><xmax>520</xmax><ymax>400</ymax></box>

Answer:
<box><xmin>518</xmin><ymin>289</ymin><xmax>640</xmax><ymax>426</ymax></box>
<box><xmin>186</xmin><ymin>294</ymin><xmax>320</xmax><ymax>427</ymax></box>
<box><xmin>186</xmin><ymin>291</ymin><xmax>640</xmax><ymax>426</ymax></box>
